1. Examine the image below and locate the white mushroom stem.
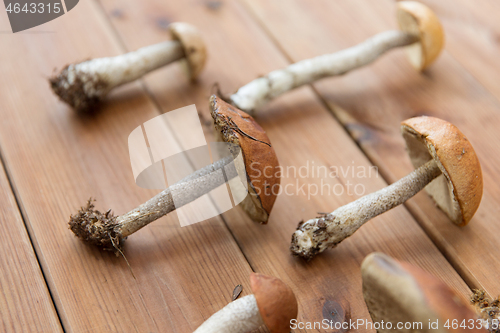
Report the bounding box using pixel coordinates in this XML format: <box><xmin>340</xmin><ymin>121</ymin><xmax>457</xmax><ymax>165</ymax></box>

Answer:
<box><xmin>69</xmin><ymin>155</ymin><xmax>236</xmax><ymax>248</ymax></box>
<box><xmin>290</xmin><ymin>159</ymin><xmax>442</xmax><ymax>260</ymax></box>
<box><xmin>193</xmin><ymin>295</ymin><xmax>265</xmax><ymax>333</ymax></box>
<box><xmin>80</xmin><ymin>40</ymin><xmax>184</xmax><ymax>91</ymax></box>
<box><xmin>118</xmin><ymin>155</ymin><xmax>236</xmax><ymax>237</ymax></box>
<box><xmin>229</xmin><ymin>30</ymin><xmax>419</xmax><ymax>113</ymax></box>
<box><xmin>51</xmin><ymin>40</ymin><xmax>184</xmax><ymax>111</ymax></box>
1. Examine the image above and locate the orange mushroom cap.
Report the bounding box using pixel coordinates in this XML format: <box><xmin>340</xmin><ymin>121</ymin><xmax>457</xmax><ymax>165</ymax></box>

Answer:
<box><xmin>210</xmin><ymin>95</ymin><xmax>280</xmax><ymax>223</ymax></box>
<box><xmin>397</xmin><ymin>1</ymin><xmax>445</xmax><ymax>71</ymax></box>
<box><xmin>250</xmin><ymin>273</ymin><xmax>298</xmax><ymax>333</ymax></box>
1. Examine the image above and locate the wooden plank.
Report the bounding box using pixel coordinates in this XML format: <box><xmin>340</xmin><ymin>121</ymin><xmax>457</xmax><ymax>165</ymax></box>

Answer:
<box><xmin>0</xmin><ymin>162</ymin><xmax>62</xmax><ymax>332</ymax></box>
<box><xmin>97</xmin><ymin>0</ymin><xmax>474</xmax><ymax>330</ymax></box>
<box><xmin>0</xmin><ymin>2</ymin><xmax>257</xmax><ymax>332</ymax></box>
<box><xmin>240</xmin><ymin>0</ymin><xmax>500</xmax><ymax>296</ymax></box>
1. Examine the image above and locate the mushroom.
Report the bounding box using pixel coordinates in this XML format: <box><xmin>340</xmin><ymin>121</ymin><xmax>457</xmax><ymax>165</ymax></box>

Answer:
<box><xmin>211</xmin><ymin>96</ymin><xmax>281</xmax><ymax>222</ymax></box>
<box><xmin>193</xmin><ymin>272</ymin><xmax>298</xmax><ymax>333</ymax></box>
<box><xmin>225</xmin><ymin>1</ymin><xmax>444</xmax><ymax>114</ymax></box>
<box><xmin>50</xmin><ymin>22</ymin><xmax>206</xmax><ymax>113</ymax></box>
<box><xmin>290</xmin><ymin>116</ymin><xmax>483</xmax><ymax>260</ymax></box>
<box><xmin>361</xmin><ymin>252</ymin><xmax>486</xmax><ymax>333</ymax></box>
<box><xmin>69</xmin><ymin>95</ymin><xmax>280</xmax><ymax>250</ymax></box>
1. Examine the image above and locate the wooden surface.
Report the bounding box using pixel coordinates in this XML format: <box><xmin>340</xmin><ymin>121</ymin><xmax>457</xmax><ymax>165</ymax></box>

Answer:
<box><xmin>0</xmin><ymin>0</ymin><xmax>498</xmax><ymax>332</ymax></box>
<box><xmin>241</xmin><ymin>0</ymin><xmax>500</xmax><ymax>296</ymax></box>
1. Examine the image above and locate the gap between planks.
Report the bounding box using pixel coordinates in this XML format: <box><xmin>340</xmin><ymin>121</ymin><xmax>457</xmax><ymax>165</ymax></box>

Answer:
<box><xmin>235</xmin><ymin>0</ymin><xmax>477</xmax><ymax>292</ymax></box>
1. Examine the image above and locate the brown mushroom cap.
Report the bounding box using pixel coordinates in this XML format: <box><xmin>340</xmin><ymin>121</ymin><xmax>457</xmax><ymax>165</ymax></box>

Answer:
<box><xmin>168</xmin><ymin>22</ymin><xmax>207</xmax><ymax>80</ymax></box>
<box><xmin>401</xmin><ymin>116</ymin><xmax>482</xmax><ymax>226</ymax></box>
<box><xmin>250</xmin><ymin>273</ymin><xmax>298</xmax><ymax>333</ymax></box>
<box><xmin>362</xmin><ymin>253</ymin><xmax>485</xmax><ymax>333</ymax></box>
<box><xmin>397</xmin><ymin>1</ymin><xmax>445</xmax><ymax>71</ymax></box>
<box><xmin>210</xmin><ymin>95</ymin><xmax>280</xmax><ymax>223</ymax></box>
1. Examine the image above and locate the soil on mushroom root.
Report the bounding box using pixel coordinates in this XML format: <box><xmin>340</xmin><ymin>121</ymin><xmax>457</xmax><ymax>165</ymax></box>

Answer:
<box><xmin>471</xmin><ymin>289</ymin><xmax>500</xmax><ymax>333</ymax></box>
<box><xmin>68</xmin><ymin>198</ymin><xmax>123</xmax><ymax>251</ymax></box>
<box><xmin>50</xmin><ymin>65</ymin><xmax>108</xmax><ymax>113</ymax></box>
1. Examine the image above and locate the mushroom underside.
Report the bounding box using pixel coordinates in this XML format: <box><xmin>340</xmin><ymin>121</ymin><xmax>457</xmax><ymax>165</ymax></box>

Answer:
<box><xmin>397</xmin><ymin>6</ymin><xmax>424</xmax><ymax>69</ymax></box>
<box><xmin>362</xmin><ymin>253</ymin><xmax>481</xmax><ymax>333</ymax></box>
<box><xmin>397</xmin><ymin>1</ymin><xmax>444</xmax><ymax>71</ymax></box>
<box><xmin>401</xmin><ymin>127</ymin><xmax>461</xmax><ymax>224</ymax></box>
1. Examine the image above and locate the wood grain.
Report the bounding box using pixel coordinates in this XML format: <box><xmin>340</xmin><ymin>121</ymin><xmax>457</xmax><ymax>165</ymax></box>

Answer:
<box><xmin>0</xmin><ymin>161</ymin><xmax>62</xmax><ymax>332</ymax></box>
<box><xmin>0</xmin><ymin>1</ymin><xmax>257</xmax><ymax>332</ymax></box>
<box><xmin>241</xmin><ymin>0</ymin><xmax>500</xmax><ymax>296</ymax></box>
<box><xmin>96</xmin><ymin>0</ymin><xmax>474</xmax><ymax>331</ymax></box>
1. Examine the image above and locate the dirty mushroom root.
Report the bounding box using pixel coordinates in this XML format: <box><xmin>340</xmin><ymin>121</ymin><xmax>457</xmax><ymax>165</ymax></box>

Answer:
<box><xmin>50</xmin><ymin>22</ymin><xmax>206</xmax><ymax>112</ymax></box>
<box><xmin>69</xmin><ymin>95</ymin><xmax>280</xmax><ymax>250</ymax></box>
<box><xmin>69</xmin><ymin>155</ymin><xmax>234</xmax><ymax>249</ymax></box>
<box><xmin>193</xmin><ymin>273</ymin><xmax>298</xmax><ymax>333</ymax></box>
<box><xmin>226</xmin><ymin>1</ymin><xmax>444</xmax><ymax>114</ymax></box>
<box><xmin>471</xmin><ymin>290</ymin><xmax>500</xmax><ymax>333</ymax></box>
<box><xmin>291</xmin><ymin>116</ymin><xmax>483</xmax><ymax>260</ymax></box>
<box><xmin>362</xmin><ymin>253</ymin><xmax>486</xmax><ymax>333</ymax></box>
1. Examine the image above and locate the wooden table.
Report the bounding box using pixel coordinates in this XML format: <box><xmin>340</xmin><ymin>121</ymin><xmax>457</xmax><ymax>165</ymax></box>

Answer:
<box><xmin>1</xmin><ymin>0</ymin><xmax>498</xmax><ymax>332</ymax></box>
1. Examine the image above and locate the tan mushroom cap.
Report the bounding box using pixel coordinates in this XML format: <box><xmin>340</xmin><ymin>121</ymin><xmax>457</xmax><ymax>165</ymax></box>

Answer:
<box><xmin>401</xmin><ymin>116</ymin><xmax>482</xmax><ymax>226</ymax></box>
<box><xmin>362</xmin><ymin>253</ymin><xmax>485</xmax><ymax>333</ymax></box>
<box><xmin>397</xmin><ymin>1</ymin><xmax>445</xmax><ymax>71</ymax></box>
<box><xmin>210</xmin><ymin>95</ymin><xmax>281</xmax><ymax>223</ymax></box>
<box><xmin>250</xmin><ymin>273</ymin><xmax>298</xmax><ymax>333</ymax></box>
<box><xmin>169</xmin><ymin>22</ymin><xmax>207</xmax><ymax>80</ymax></box>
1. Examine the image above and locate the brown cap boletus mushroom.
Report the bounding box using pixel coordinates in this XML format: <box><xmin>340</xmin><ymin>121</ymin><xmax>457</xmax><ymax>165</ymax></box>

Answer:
<box><xmin>210</xmin><ymin>95</ymin><xmax>280</xmax><ymax>223</ymax></box>
<box><xmin>291</xmin><ymin>116</ymin><xmax>482</xmax><ymax>260</ymax></box>
<box><xmin>362</xmin><ymin>252</ymin><xmax>487</xmax><ymax>333</ymax></box>
<box><xmin>193</xmin><ymin>272</ymin><xmax>298</xmax><ymax>333</ymax></box>
<box><xmin>50</xmin><ymin>22</ymin><xmax>207</xmax><ymax>113</ymax></box>
<box><xmin>226</xmin><ymin>1</ymin><xmax>444</xmax><ymax>114</ymax></box>
<box><xmin>69</xmin><ymin>97</ymin><xmax>280</xmax><ymax>250</ymax></box>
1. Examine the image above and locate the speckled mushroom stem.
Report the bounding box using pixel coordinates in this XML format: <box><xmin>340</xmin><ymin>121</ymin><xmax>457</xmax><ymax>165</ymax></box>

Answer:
<box><xmin>229</xmin><ymin>30</ymin><xmax>419</xmax><ymax>114</ymax></box>
<box><xmin>291</xmin><ymin>159</ymin><xmax>442</xmax><ymax>260</ymax></box>
<box><xmin>193</xmin><ymin>295</ymin><xmax>265</xmax><ymax>333</ymax></box>
<box><xmin>117</xmin><ymin>155</ymin><xmax>235</xmax><ymax>237</ymax></box>
<box><xmin>69</xmin><ymin>155</ymin><xmax>236</xmax><ymax>248</ymax></box>
<box><xmin>50</xmin><ymin>40</ymin><xmax>184</xmax><ymax>112</ymax></box>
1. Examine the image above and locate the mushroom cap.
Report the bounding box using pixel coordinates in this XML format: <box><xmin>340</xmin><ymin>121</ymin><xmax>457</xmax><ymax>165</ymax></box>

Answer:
<box><xmin>210</xmin><ymin>95</ymin><xmax>280</xmax><ymax>223</ymax></box>
<box><xmin>250</xmin><ymin>273</ymin><xmax>298</xmax><ymax>333</ymax></box>
<box><xmin>362</xmin><ymin>253</ymin><xmax>484</xmax><ymax>333</ymax></box>
<box><xmin>168</xmin><ymin>22</ymin><xmax>207</xmax><ymax>80</ymax></box>
<box><xmin>397</xmin><ymin>1</ymin><xmax>445</xmax><ymax>71</ymax></box>
<box><xmin>401</xmin><ymin>116</ymin><xmax>482</xmax><ymax>226</ymax></box>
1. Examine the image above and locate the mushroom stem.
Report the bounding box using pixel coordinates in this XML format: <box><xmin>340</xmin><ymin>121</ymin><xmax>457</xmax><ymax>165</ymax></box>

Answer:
<box><xmin>229</xmin><ymin>30</ymin><xmax>419</xmax><ymax>113</ymax></box>
<box><xmin>291</xmin><ymin>159</ymin><xmax>441</xmax><ymax>260</ymax></box>
<box><xmin>193</xmin><ymin>295</ymin><xmax>265</xmax><ymax>333</ymax></box>
<box><xmin>50</xmin><ymin>40</ymin><xmax>184</xmax><ymax>112</ymax></box>
<box><xmin>118</xmin><ymin>155</ymin><xmax>235</xmax><ymax>237</ymax></box>
<box><xmin>69</xmin><ymin>155</ymin><xmax>236</xmax><ymax>249</ymax></box>
<box><xmin>471</xmin><ymin>290</ymin><xmax>500</xmax><ymax>333</ymax></box>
